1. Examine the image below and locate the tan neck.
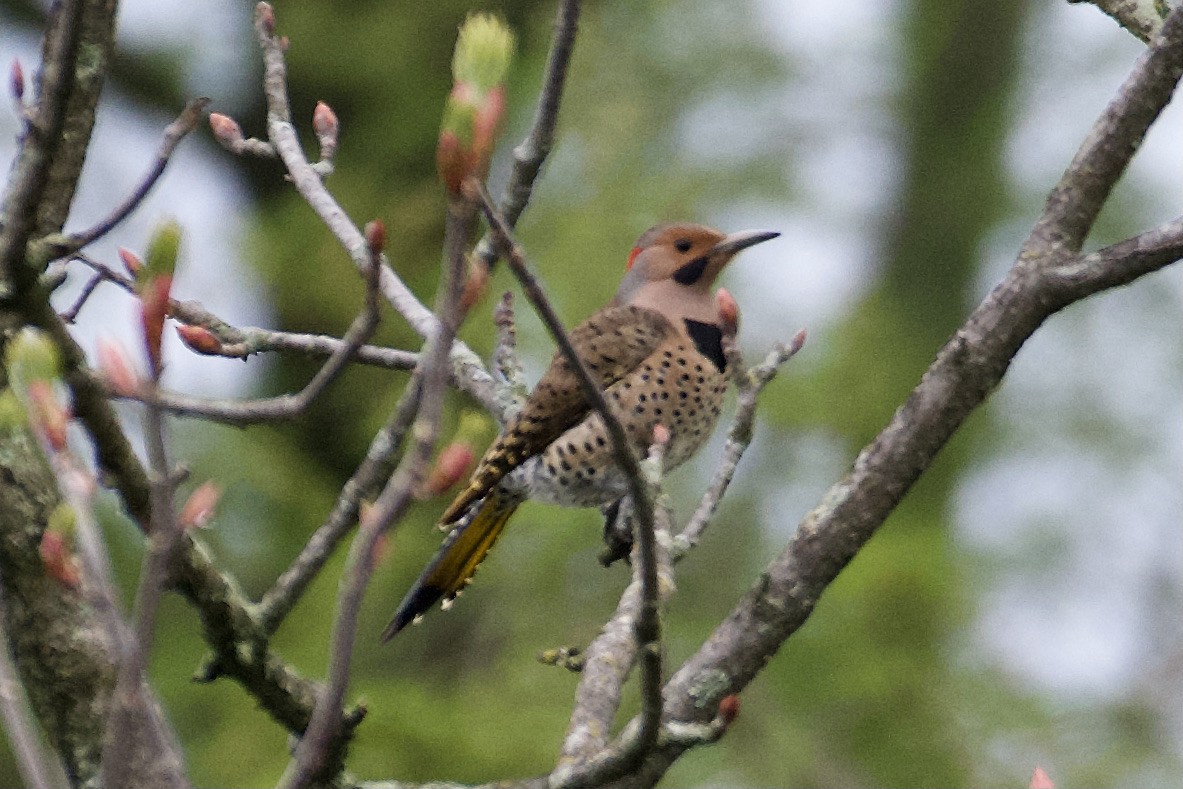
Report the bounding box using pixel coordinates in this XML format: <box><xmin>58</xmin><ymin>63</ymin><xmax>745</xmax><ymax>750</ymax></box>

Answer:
<box><xmin>625</xmin><ymin>280</ymin><xmax>719</xmax><ymax>328</ymax></box>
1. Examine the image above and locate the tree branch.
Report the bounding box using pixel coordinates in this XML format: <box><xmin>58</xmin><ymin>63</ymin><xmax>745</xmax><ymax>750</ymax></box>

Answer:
<box><xmin>280</xmin><ymin>197</ymin><xmax>473</xmax><ymax>789</ymax></box>
<box><xmin>250</xmin><ymin>2</ymin><xmax>500</xmax><ymax>416</ymax></box>
<box><xmin>34</xmin><ymin>97</ymin><xmax>210</xmax><ymax>261</ymax></box>
<box><xmin>474</xmin><ymin>0</ymin><xmax>581</xmax><ymax>268</ymax></box>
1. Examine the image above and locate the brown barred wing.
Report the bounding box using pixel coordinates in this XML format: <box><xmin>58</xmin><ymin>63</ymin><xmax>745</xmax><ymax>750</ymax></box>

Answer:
<box><xmin>440</xmin><ymin>305</ymin><xmax>673</xmax><ymax>523</ymax></box>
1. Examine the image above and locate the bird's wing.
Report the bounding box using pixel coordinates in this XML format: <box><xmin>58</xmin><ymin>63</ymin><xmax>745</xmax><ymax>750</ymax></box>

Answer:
<box><xmin>440</xmin><ymin>305</ymin><xmax>673</xmax><ymax>523</ymax></box>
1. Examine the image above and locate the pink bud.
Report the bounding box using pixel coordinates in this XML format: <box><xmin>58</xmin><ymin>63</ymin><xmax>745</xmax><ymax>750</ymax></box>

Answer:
<box><xmin>419</xmin><ymin>442</ymin><xmax>476</xmax><ymax>499</ymax></box>
<box><xmin>179</xmin><ymin>481</ymin><xmax>221</xmax><ymax>530</ymax></box>
<box><xmin>471</xmin><ymin>85</ymin><xmax>506</xmax><ymax>164</ymax></box>
<box><xmin>364</xmin><ymin>219</ymin><xmax>386</xmax><ymax>258</ymax></box>
<box><xmin>117</xmin><ymin>247</ymin><xmax>143</xmax><ymax>277</ymax></box>
<box><xmin>1029</xmin><ymin>767</ymin><xmax>1054</xmax><ymax>789</ymax></box>
<box><xmin>97</xmin><ymin>339</ymin><xmax>141</xmax><ymax>397</ymax></box>
<box><xmin>27</xmin><ymin>381</ymin><xmax>69</xmax><ymax>452</ymax></box>
<box><xmin>715</xmin><ymin>288</ymin><xmax>739</xmax><ymax>334</ymax></box>
<box><xmin>718</xmin><ymin>694</ymin><xmax>740</xmax><ymax>726</ymax></box>
<box><xmin>436</xmin><ymin>129</ymin><xmax>467</xmax><ymax>196</ymax></box>
<box><xmin>209</xmin><ymin>112</ymin><xmax>245</xmax><ymax>148</ymax></box>
<box><xmin>175</xmin><ymin>324</ymin><xmax>223</xmax><ymax>356</ymax></box>
<box><xmin>39</xmin><ymin>530</ymin><xmax>81</xmax><ymax>590</ymax></box>
<box><xmin>9</xmin><ymin>59</ymin><xmax>24</xmax><ymax>103</ymax></box>
<box><xmin>140</xmin><ymin>275</ymin><xmax>173</xmax><ymax>376</ymax></box>
<box><xmin>312</xmin><ymin>101</ymin><xmax>338</xmax><ymax>139</ymax></box>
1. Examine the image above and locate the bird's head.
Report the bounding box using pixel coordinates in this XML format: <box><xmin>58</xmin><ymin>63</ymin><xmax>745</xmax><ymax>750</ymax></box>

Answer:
<box><xmin>614</xmin><ymin>223</ymin><xmax>779</xmax><ymax>322</ymax></box>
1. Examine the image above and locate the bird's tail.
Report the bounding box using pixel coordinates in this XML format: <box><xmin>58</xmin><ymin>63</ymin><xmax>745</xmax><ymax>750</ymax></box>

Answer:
<box><xmin>381</xmin><ymin>490</ymin><xmax>520</xmax><ymax>641</ymax></box>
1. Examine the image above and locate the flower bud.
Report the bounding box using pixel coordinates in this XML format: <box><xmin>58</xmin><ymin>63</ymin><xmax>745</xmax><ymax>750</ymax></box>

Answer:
<box><xmin>39</xmin><ymin>527</ymin><xmax>81</xmax><ymax>590</ymax></box>
<box><xmin>179</xmin><ymin>481</ymin><xmax>221</xmax><ymax>530</ymax></box>
<box><xmin>256</xmin><ymin>3</ymin><xmax>275</xmax><ymax>36</ymax></box>
<box><xmin>718</xmin><ymin>694</ymin><xmax>740</xmax><ymax>726</ymax></box>
<box><xmin>419</xmin><ymin>441</ymin><xmax>476</xmax><ymax>499</ymax></box>
<box><xmin>452</xmin><ymin>14</ymin><xmax>515</xmax><ymax>94</ymax></box>
<box><xmin>176</xmin><ymin>325</ymin><xmax>224</xmax><ymax>356</ymax></box>
<box><xmin>715</xmin><ymin>288</ymin><xmax>739</xmax><ymax>336</ymax></box>
<box><xmin>5</xmin><ymin>328</ymin><xmax>61</xmax><ymax>394</ymax></box>
<box><xmin>364</xmin><ymin>219</ymin><xmax>386</xmax><ymax>258</ymax></box>
<box><xmin>209</xmin><ymin>112</ymin><xmax>245</xmax><ymax>149</ymax></box>
<box><xmin>437</xmin><ymin>14</ymin><xmax>514</xmax><ymax>195</ymax></box>
<box><xmin>146</xmin><ymin>219</ymin><xmax>183</xmax><ymax>279</ymax></box>
<box><xmin>10</xmin><ymin>59</ymin><xmax>24</xmax><ymax>103</ymax></box>
<box><xmin>140</xmin><ymin>275</ymin><xmax>173</xmax><ymax>375</ymax></box>
<box><xmin>97</xmin><ymin>339</ymin><xmax>142</xmax><ymax>397</ymax></box>
<box><xmin>1029</xmin><ymin>767</ymin><xmax>1054</xmax><ymax>789</ymax></box>
<box><xmin>118</xmin><ymin>247</ymin><xmax>143</xmax><ymax>277</ymax></box>
<box><xmin>27</xmin><ymin>380</ymin><xmax>69</xmax><ymax>451</ymax></box>
<box><xmin>312</xmin><ymin>101</ymin><xmax>338</xmax><ymax>140</ymax></box>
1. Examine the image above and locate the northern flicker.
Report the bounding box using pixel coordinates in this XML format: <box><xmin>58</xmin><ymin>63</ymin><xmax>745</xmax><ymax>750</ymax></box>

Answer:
<box><xmin>382</xmin><ymin>223</ymin><xmax>778</xmax><ymax>640</ymax></box>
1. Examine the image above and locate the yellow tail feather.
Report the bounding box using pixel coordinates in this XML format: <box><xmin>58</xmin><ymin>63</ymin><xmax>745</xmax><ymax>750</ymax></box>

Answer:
<box><xmin>381</xmin><ymin>491</ymin><xmax>519</xmax><ymax>641</ymax></box>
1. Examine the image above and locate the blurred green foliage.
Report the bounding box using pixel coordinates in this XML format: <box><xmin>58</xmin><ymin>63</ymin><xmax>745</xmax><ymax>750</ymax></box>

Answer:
<box><xmin>1</xmin><ymin>0</ymin><xmax>1179</xmax><ymax>787</ymax></box>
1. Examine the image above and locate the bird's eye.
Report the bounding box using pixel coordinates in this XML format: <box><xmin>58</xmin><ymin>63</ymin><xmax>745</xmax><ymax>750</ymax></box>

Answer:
<box><xmin>674</xmin><ymin>239</ymin><xmax>692</xmax><ymax>253</ymax></box>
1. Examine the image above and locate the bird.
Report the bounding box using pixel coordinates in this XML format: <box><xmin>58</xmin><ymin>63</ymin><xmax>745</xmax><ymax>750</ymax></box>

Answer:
<box><xmin>382</xmin><ymin>222</ymin><xmax>779</xmax><ymax>641</ymax></box>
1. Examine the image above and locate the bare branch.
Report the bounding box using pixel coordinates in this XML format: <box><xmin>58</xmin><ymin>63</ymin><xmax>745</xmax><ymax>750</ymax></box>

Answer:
<box><xmin>250</xmin><ymin>2</ymin><xmax>499</xmax><ymax>414</ymax></box>
<box><xmin>281</xmin><ymin>197</ymin><xmax>473</xmax><ymax>789</ymax></box>
<box><xmin>474</xmin><ymin>0</ymin><xmax>581</xmax><ymax>268</ymax></box>
<box><xmin>67</xmin><ymin>253</ymin><xmax>421</xmax><ymax>372</ymax></box>
<box><xmin>674</xmin><ymin>331</ymin><xmax>806</xmax><ymax>560</ymax></box>
<box><xmin>35</xmin><ymin>98</ymin><xmax>211</xmax><ymax>260</ymax></box>
<box><xmin>255</xmin><ymin>364</ymin><xmax>425</xmax><ymax>634</ymax></box>
<box><xmin>553</xmin><ymin>435</ymin><xmax>675</xmax><ymax>789</ymax></box>
<box><xmin>1028</xmin><ymin>2</ymin><xmax>1183</xmax><ymax>256</ymax></box>
<box><xmin>493</xmin><ymin>290</ymin><xmax>529</xmax><ymax>413</ymax></box>
<box><xmin>111</xmin><ymin>252</ymin><xmax>382</xmax><ymax>426</ymax></box>
<box><xmin>100</xmin><ymin>381</ymin><xmax>189</xmax><ymax>789</ymax></box>
<box><xmin>1072</xmin><ymin>0</ymin><xmax>1169</xmax><ymax>42</ymax></box>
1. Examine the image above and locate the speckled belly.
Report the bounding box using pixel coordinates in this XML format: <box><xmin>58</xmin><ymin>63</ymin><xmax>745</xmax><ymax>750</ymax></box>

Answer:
<box><xmin>511</xmin><ymin>339</ymin><xmax>729</xmax><ymax>508</ymax></box>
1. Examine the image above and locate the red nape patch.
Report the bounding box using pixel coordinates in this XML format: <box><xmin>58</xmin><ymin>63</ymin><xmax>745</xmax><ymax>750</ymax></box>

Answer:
<box><xmin>626</xmin><ymin>246</ymin><xmax>642</xmax><ymax>270</ymax></box>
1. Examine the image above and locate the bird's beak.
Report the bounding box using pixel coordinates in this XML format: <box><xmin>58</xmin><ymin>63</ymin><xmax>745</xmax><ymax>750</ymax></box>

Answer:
<box><xmin>709</xmin><ymin>229</ymin><xmax>780</xmax><ymax>258</ymax></box>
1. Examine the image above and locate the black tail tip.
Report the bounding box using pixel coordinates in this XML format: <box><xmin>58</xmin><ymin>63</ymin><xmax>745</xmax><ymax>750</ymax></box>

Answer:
<box><xmin>380</xmin><ymin>584</ymin><xmax>446</xmax><ymax>643</ymax></box>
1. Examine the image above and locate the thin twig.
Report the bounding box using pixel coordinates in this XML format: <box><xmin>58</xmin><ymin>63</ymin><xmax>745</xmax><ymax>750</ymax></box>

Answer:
<box><xmin>474</xmin><ymin>0</ymin><xmax>581</xmax><ymax>268</ymax></box>
<box><xmin>100</xmin><ymin>370</ymin><xmax>189</xmax><ymax>788</ymax></box>
<box><xmin>471</xmin><ymin>179</ymin><xmax>664</xmax><ymax>781</ymax></box>
<box><xmin>1027</xmin><ymin>2</ymin><xmax>1183</xmax><ymax>257</ymax></box>
<box><xmin>54</xmin><ymin>460</ymin><xmax>128</xmax><ymax>659</ymax></box>
<box><xmin>674</xmin><ymin>331</ymin><xmax>806</xmax><ymax>560</ymax></box>
<box><xmin>1073</xmin><ymin>0</ymin><xmax>1167</xmax><ymax>42</ymax></box>
<box><xmin>67</xmin><ymin>253</ymin><xmax>422</xmax><ymax>372</ymax></box>
<box><xmin>250</xmin><ymin>2</ymin><xmax>500</xmax><ymax>415</ymax></box>
<box><xmin>111</xmin><ymin>252</ymin><xmax>382</xmax><ymax>426</ymax></box>
<box><xmin>35</xmin><ymin>98</ymin><xmax>210</xmax><ymax>260</ymax></box>
<box><xmin>493</xmin><ymin>290</ymin><xmax>529</xmax><ymax>413</ymax></box>
<box><xmin>0</xmin><ymin>0</ymin><xmax>83</xmax><ymax>286</ymax></box>
<box><xmin>255</xmin><ymin>367</ymin><xmax>425</xmax><ymax>634</ymax></box>
<box><xmin>280</xmin><ymin>196</ymin><xmax>473</xmax><ymax>789</ymax></box>
<box><xmin>554</xmin><ymin>435</ymin><xmax>675</xmax><ymax>789</ymax></box>
<box><xmin>58</xmin><ymin>268</ymin><xmax>105</xmax><ymax>322</ymax></box>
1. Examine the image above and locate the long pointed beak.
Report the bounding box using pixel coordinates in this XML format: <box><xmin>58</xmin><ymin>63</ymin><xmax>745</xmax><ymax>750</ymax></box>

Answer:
<box><xmin>709</xmin><ymin>229</ymin><xmax>780</xmax><ymax>258</ymax></box>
